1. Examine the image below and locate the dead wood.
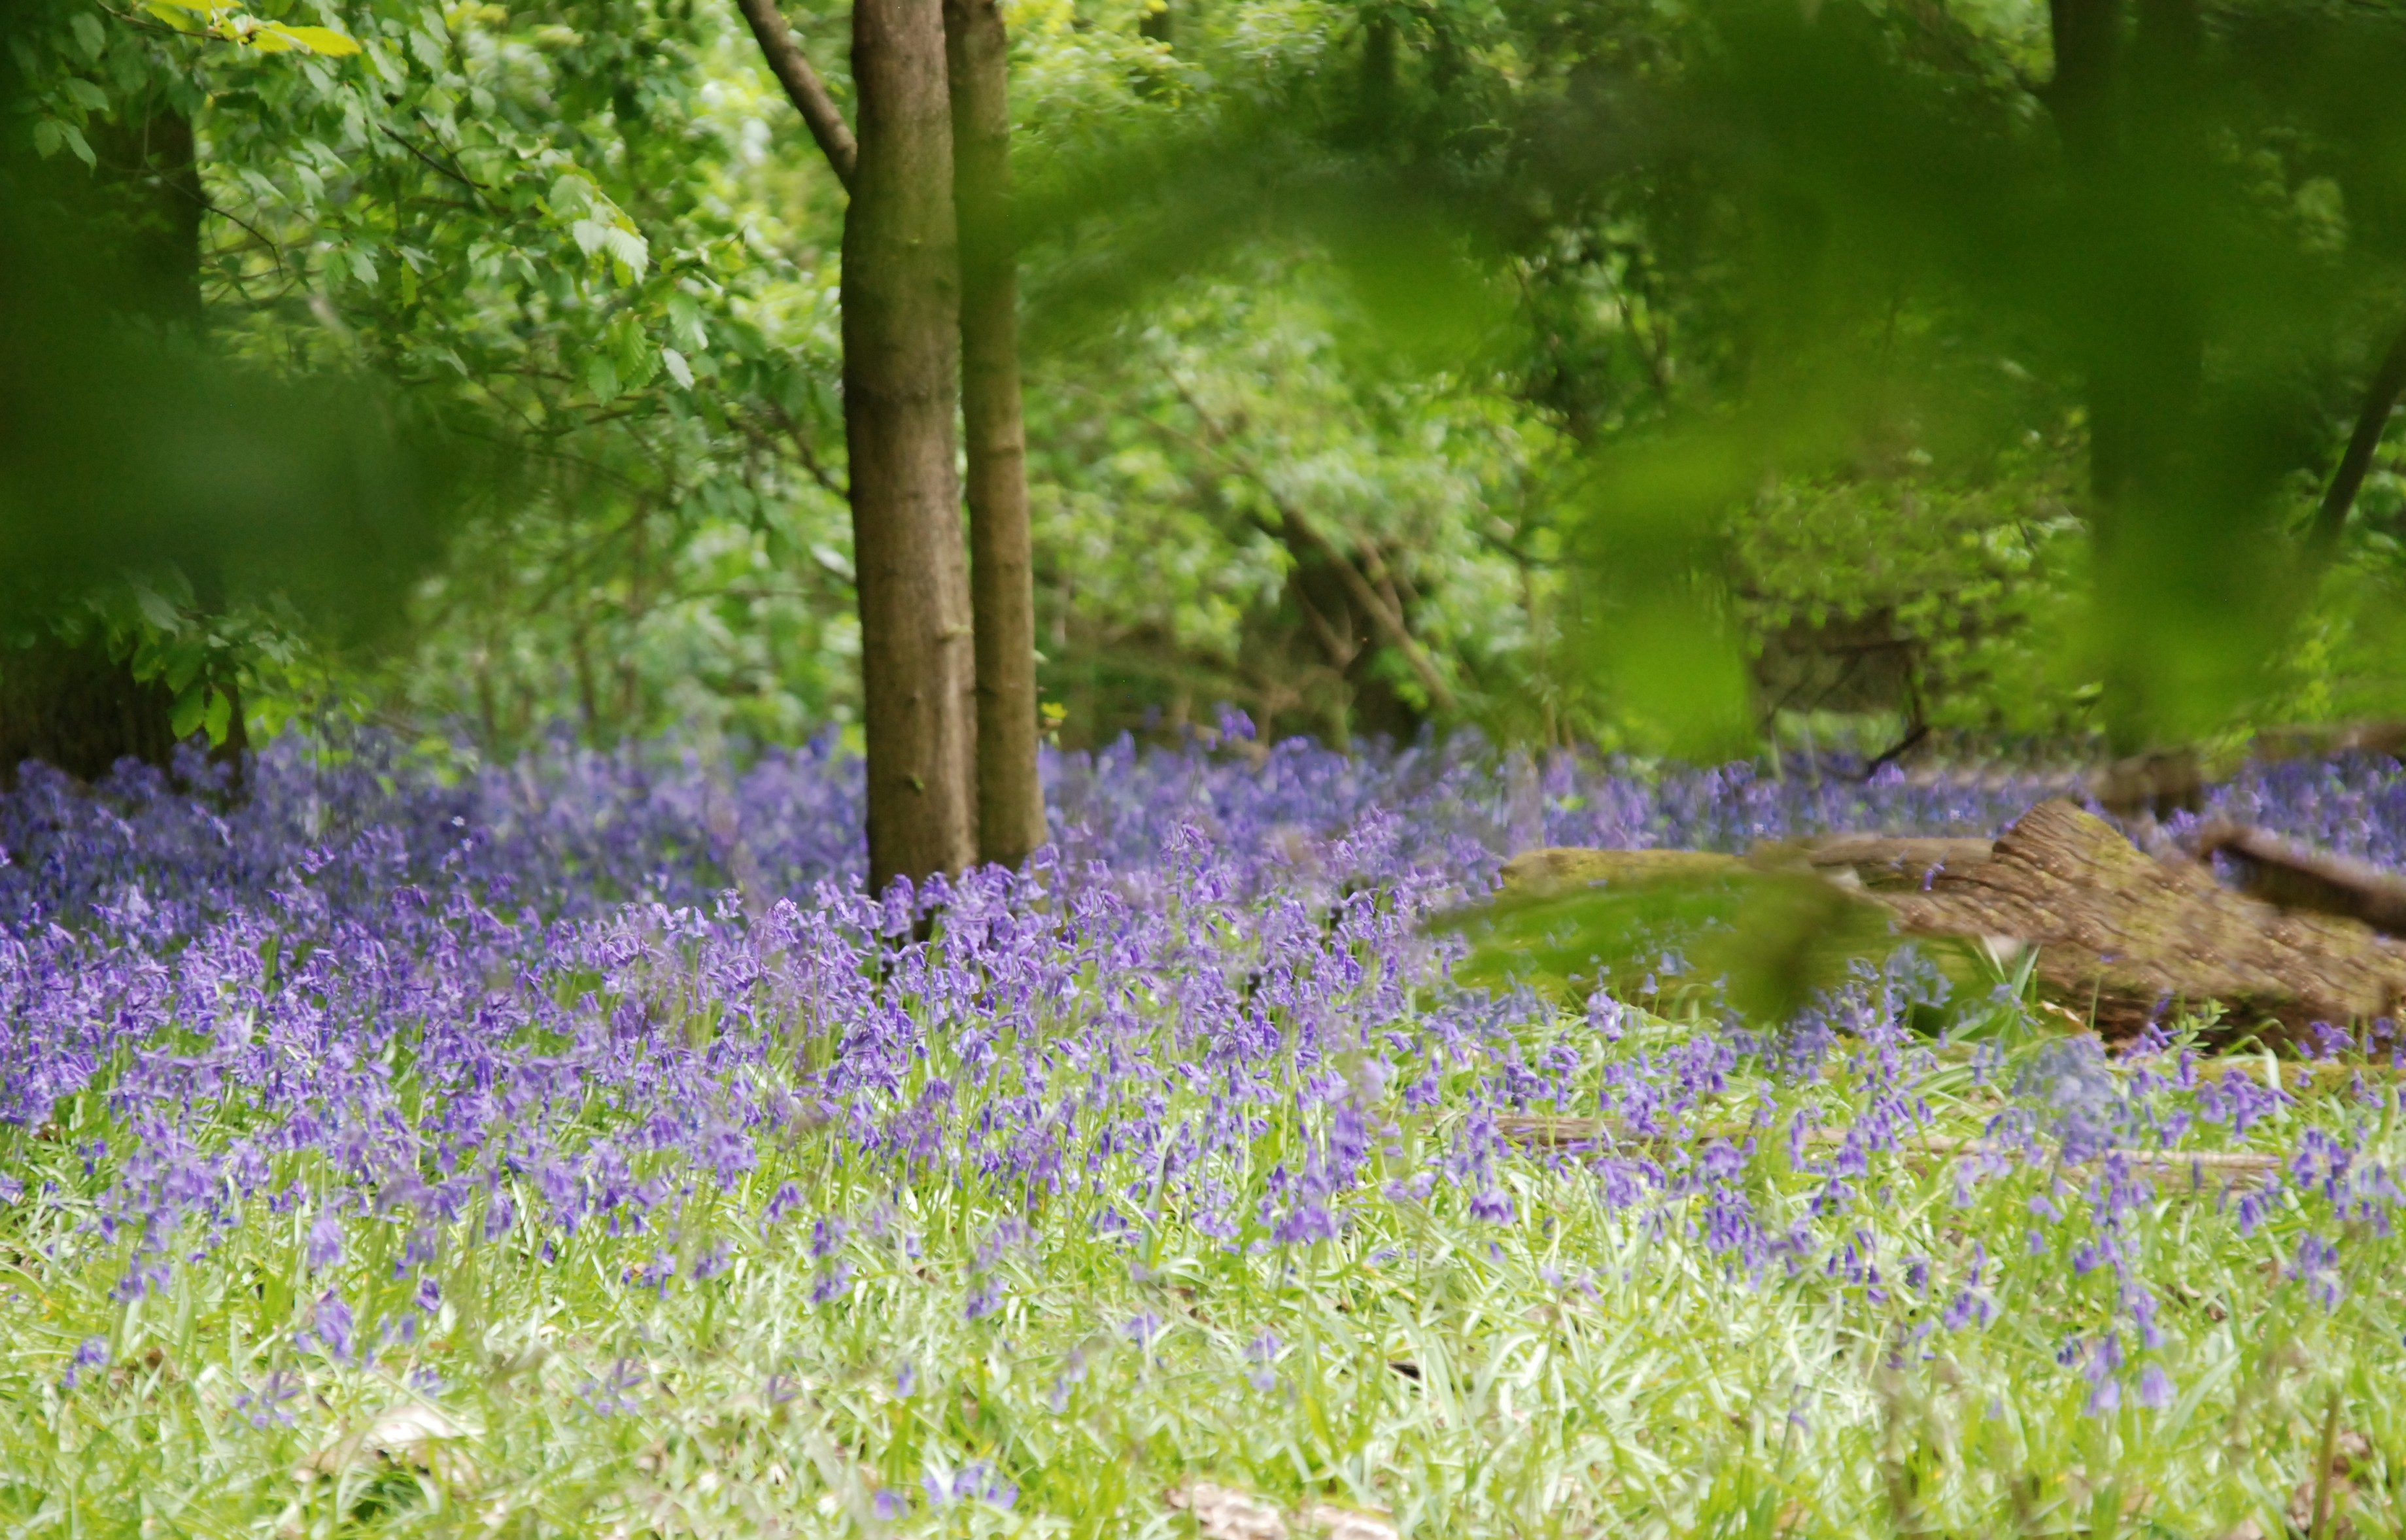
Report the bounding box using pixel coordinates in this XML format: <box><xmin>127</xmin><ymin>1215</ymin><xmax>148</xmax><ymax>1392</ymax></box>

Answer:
<box><xmin>1490</xmin><ymin>1112</ymin><xmax>2282</xmax><ymax>1188</ymax></box>
<box><xmin>1884</xmin><ymin>800</ymin><xmax>2406</xmax><ymax>1044</ymax></box>
<box><xmin>2195</xmin><ymin>821</ymin><xmax>2406</xmax><ymax>938</ymax></box>
<box><xmin>1494</xmin><ymin>836</ymin><xmax>1993</xmax><ymax>899</ymax></box>
<box><xmin>1795</xmin><ymin>834</ymin><xmax>1995</xmax><ymax>890</ymax></box>
<box><xmin>1499</xmin><ymin>801</ymin><xmax>2406</xmax><ymax>1047</ymax></box>
<box><xmin>1494</xmin><ymin>846</ymin><xmax>1744</xmax><ymax>898</ymax></box>
<box><xmin>2089</xmin><ymin>749</ymin><xmax>2205</xmax><ymax>821</ymax></box>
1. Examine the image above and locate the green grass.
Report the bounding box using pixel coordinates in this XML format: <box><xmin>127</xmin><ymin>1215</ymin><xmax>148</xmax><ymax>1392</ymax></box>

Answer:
<box><xmin>1</xmin><ymin>999</ymin><xmax>2397</xmax><ymax>1539</ymax></box>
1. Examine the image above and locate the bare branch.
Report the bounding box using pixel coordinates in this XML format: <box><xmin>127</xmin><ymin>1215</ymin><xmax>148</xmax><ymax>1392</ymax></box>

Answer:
<box><xmin>2309</xmin><ymin>321</ymin><xmax>2406</xmax><ymax>555</ymax></box>
<box><xmin>1160</xmin><ymin>379</ymin><xmax>1460</xmax><ymax>713</ymax></box>
<box><xmin>731</xmin><ymin>0</ymin><xmax>859</xmax><ymax>190</ymax></box>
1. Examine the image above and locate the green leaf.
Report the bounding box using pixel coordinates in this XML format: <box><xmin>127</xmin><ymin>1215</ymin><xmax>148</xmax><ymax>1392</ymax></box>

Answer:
<box><xmin>611</xmin><ymin>318</ymin><xmax>659</xmax><ymax>392</ymax></box>
<box><xmin>601</xmin><ymin>225</ymin><xmax>649</xmax><ymax>282</ymax></box>
<box><xmin>569</xmin><ymin>219</ymin><xmax>609</xmax><ymax>258</ymax></box>
<box><xmin>60</xmin><ymin>124</ymin><xmax>94</xmax><ymax>169</ymax></box>
<box><xmin>31</xmin><ymin>120</ymin><xmax>61</xmax><ymax>160</ymax></box>
<box><xmin>661</xmin><ymin>347</ymin><xmax>693</xmax><ymax>388</ymax></box>
<box><xmin>666</xmin><ymin>291</ymin><xmax>707</xmax><ymax>351</ymax></box>
<box><xmin>133</xmin><ymin>586</ymin><xmax>182</xmax><ymax>632</ymax></box>
<box><xmin>583</xmin><ymin>352</ymin><xmax>621</xmax><ymax>402</ymax></box>
<box><xmin>63</xmin><ymin>78</ymin><xmax>107</xmax><ymax>112</ymax></box>
<box><xmin>202</xmin><ymin>686</ymin><xmax>234</xmax><ymax>744</ymax></box>
<box><xmin>171</xmin><ymin>684</ymin><xmax>207</xmax><ymax>741</ymax></box>
<box><xmin>70</xmin><ymin>12</ymin><xmax>106</xmax><ymax>61</ymax></box>
<box><xmin>268</xmin><ymin>24</ymin><xmax>363</xmax><ymax>55</ymax></box>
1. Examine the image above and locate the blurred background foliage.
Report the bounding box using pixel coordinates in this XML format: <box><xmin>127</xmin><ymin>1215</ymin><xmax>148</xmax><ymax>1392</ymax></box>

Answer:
<box><xmin>11</xmin><ymin>0</ymin><xmax>2406</xmax><ymax>766</ymax></box>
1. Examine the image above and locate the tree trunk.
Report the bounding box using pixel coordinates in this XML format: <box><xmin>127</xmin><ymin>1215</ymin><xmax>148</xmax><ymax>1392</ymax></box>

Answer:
<box><xmin>1502</xmin><ymin>804</ymin><xmax>2406</xmax><ymax>1050</ymax></box>
<box><xmin>2042</xmin><ymin>0</ymin><xmax>2212</xmax><ymax>751</ymax></box>
<box><xmin>846</xmin><ymin>0</ymin><xmax>981</xmax><ymax>893</ymax></box>
<box><xmin>0</xmin><ymin>105</ymin><xmax>207</xmax><ymax>793</ymax></box>
<box><xmin>944</xmin><ymin>0</ymin><xmax>1047</xmax><ymax>868</ymax></box>
<box><xmin>2307</xmin><ymin>322</ymin><xmax>2406</xmax><ymax>554</ymax></box>
<box><xmin>0</xmin><ymin>638</ymin><xmax>177</xmax><ymax>791</ymax></box>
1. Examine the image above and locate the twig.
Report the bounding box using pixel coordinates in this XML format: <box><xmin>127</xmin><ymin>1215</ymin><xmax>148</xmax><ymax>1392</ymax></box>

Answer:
<box><xmin>763</xmin><ymin>402</ymin><xmax>850</xmax><ymax>498</ymax></box>
<box><xmin>380</xmin><ymin>125</ymin><xmax>490</xmax><ymax>203</ymax></box>
<box><xmin>1494</xmin><ymin>1113</ymin><xmax>2284</xmax><ymax>1184</ymax></box>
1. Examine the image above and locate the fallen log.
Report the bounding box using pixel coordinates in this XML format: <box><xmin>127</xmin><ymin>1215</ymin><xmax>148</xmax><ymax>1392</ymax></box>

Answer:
<box><xmin>1496</xmin><ymin>801</ymin><xmax>2406</xmax><ymax>1048</ymax></box>
<box><xmin>1494</xmin><ymin>834</ymin><xmax>1994</xmax><ymax>896</ymax></box>
<box><xmin>1796</xmin><ymin>834</ymin><xmax>1995</xmax><ymax>890</ymax></box>
<box><xmin>1495</xmin><ymin>846</ymin><xmax>1747</xmax><ymax>898</ymax></box>
<box><xmin>1490</xmin><ymin>1112</ymin><xmax>2283</xmax><ymax>1189</ymax></box>
<box><xmin>1883</xmin><ymin>800</ymin><xmax>2406</xmax><ymax>1044</ymax></box>
<box><xmin>2195</xmin><ymin>820</ymin><xmax>2406</xmax><ymax>938</ymax></box>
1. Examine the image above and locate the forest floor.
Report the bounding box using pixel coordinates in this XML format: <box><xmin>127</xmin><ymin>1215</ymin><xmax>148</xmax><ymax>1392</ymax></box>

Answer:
<box><xmin>0</xmin><ymin>736</ymin><xmax>2399</xmax><ymax>1537</ymax></box>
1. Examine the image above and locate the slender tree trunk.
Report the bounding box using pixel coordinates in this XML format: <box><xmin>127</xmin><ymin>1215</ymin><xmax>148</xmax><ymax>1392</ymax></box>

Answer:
<box><xmin>944</xmin><ymin>0</ymin><xmax>1047</xmax><ymax>868</ymax></box>
<box><xmin>2043</xmin><ymin>0</ymin><xmax>2120</xmax><ymax>172</ymax></box>
<box><xmin>2309</xmin><ymin>323</ymin><xmax>2406</xmax><ymax>554</ymax></box>
<box><xmin>846</xmin><ymin>0</ymin><xmax>980</xmax><ymax>892</ymax></box>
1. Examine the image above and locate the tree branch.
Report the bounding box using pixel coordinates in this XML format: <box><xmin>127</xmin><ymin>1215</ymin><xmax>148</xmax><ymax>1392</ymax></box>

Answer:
<box><xmin>2308</xmin><ymin>321</ymin><xmax>2406</xmax><ymax>555</ymax></box>
<box><xmin>731</xmin><ymin>0</ymin><xmax>859</xmax><ymax>190</ymax></box>
<box><xmin>1159</xmin><ymin>380</ymin><xmax>1459</xmax><ymax>713</ymax></box>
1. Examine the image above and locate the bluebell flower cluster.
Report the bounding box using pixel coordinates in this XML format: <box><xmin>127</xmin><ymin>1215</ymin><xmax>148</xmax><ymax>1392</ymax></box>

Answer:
<box><xmin>5</xmin><ymin>730</ymin><xmax>2405</xmax><ymax>1526</ymax></box>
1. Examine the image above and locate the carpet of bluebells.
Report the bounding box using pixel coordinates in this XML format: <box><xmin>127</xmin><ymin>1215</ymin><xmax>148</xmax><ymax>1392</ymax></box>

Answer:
<box><xmin>5</xmin><ymin>726</ymin><xmax>2406</xmax><ymax>1537</ymax></box>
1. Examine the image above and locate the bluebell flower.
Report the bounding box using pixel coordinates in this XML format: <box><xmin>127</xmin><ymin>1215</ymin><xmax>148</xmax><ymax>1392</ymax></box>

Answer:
<box><xmin>811</xmin><ymin>1261</ymin><xmax>853</xmax><ymax>1304</ymax></box>
<box><xmin>964</xmin><ymin>1276</ymin><xmax>1004</xmax><ymax>1321</ymax></box>
<box><xmin>305</xmin><ymin>1213</ymin><xmax>343</xmax><ymax>1271</ymax></box>
<box><xmin>311</xmin><ymin>1292</ymin><xmax>354</xmax><ymax>1363</ymax></box>
<box><xmin>61</xmin><ymin>1336</ymin><xmax>107</xmax><ymax>1391</ymax></box>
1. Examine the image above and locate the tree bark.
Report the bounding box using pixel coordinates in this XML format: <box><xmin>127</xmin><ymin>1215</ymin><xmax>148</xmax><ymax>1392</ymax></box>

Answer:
<box><xmin>944</xmin><ymin>0</ymin><xmax>1047</xmax><ymax>868</ymax></box>
<box><xmin>1882</xmin><ymin>800</ymin><xmax>2406</xmax><ymax>1047</ymax></box>
<box><xmin>2042</xmin><ymin>0</ymin><xmax>2120</xmax><ymax>171</ymax></box>
<box><xmin>0</xmin><ymin>105</ymin><xmax>211</xmax><ymax>792</ymax></box>
<box><xmin>0</xmin><ymin>638</ymin><xmax>177</xmax><ymax>791</ymax></box>
<box><xmin>730</xmin><ymin>0</ymin><xmax>859</xmax><ymax>189</ymax></box>
<box><xmin>846</xmin><ymin>0</ymin><xmax>980</xmax><ymax>893</ymax></box>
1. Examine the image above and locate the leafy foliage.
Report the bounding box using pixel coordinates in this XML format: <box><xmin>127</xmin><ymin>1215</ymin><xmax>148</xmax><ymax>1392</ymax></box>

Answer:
<box><xmin>20</xmin><ymin>0</ymin><xmax>2406</xmax><ymax>760</ymax></box>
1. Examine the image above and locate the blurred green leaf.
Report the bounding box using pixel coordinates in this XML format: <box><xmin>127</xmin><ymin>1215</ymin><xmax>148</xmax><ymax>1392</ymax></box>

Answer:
<box><xmin>1443</xmin><ymin>859</ymin><xmax>1899</xmax><ymax>1025</ymax></box>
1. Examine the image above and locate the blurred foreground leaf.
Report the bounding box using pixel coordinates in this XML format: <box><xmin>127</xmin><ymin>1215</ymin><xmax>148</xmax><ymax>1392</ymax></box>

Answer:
<box><xmin>1443</xmin><ymin>851</ymin><xmax>1899</xmax><ymax>1024</ymax></box>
